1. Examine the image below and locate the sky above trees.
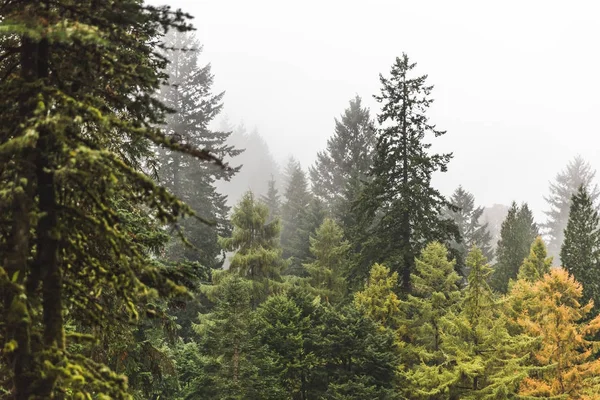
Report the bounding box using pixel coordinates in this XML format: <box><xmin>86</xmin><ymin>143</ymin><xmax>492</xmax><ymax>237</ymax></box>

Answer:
<box><xmin>155</xmin><ymin>0</ymin><xmax>600</xmax><ymax>221</ymax></box>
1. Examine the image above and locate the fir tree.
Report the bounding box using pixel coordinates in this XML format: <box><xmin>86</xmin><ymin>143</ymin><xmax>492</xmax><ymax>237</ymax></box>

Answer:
<box><xmin>281</xmin><ymin>158</ymin><xmax>313</xmax><ymax>276</ymax></box>
<box><xmin>444</xmin><ymin>186</ymin><xmax>494</xmax><ymax>272</ymax></box>
<box><xmin>260</xmin><ymin>175</ymin><xmax>281</xmax><ymax>221</ymax></box>
<box><xmin>219</xmin><ymin>191</ymin><xmax>284</xmax><ymax>307</ymax></box>
<box><xmin>490</xmin><ymin>202</ymin><xmax>539</xmax><ymax>293</ymax></box>
<box><xmin>303</xmin><ymin>218</ymin><xmax>350</xmax><ymax>303</ymax></box>
<box><xmin>561</xmin><ymin>185</ymin><xmax>600</xmax><ymax>309</ymax></box>
<box><xmin>516</xmin><ymin>236</ymin><xmax>553</xmax><ymax>283</ymax></box>
<box><xmin>0</xmin><ymin>2</ymin><xmax>219</xmax><ymax>397</ymax></box>
<box><xmin>157</xmin><ymin>30</ymin><xmax>240</xmax><ymax>269</ymax></box>
<box><xmin>309</xmin><ymin>95</ymin><xmax>376</xmax><ymax>217</ymax></box>
<box><xmin>543</xmin><ymin>156</ymin><xmax>600</xmax><ymax>265</ymax></box>
<box><xmin>354</xmin><ymin>54</ymin><xmax>459</xmax><ymax>292</ymax></box>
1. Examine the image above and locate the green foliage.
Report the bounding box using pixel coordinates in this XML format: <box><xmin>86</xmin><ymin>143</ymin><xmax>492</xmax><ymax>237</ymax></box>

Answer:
<box><xmin>491</xmin><ymin>202</ymin><xmax>539</xmax><ymax>293</ymax></box>
<box><xmin>354</xmin><ymin>263</ymin><xmax>402</xmax><ymax>329</ymax></box>
<box><xmin>516</xmin><ymin>236</ymin><xmax>552</xmax><ymax>283</ymax></box>
<box><xmin>219</xmin><ymin>191</ymin><xmax>284</xmax><ymax>306</ymax></box>
<box><xmin>261</xmin><ymin>175</ymin><xmax>281</xmax><ymax>222</ymax></box>
<box><xmin>303</xmin><ymin>218</ymin><xmax>350</xmax><ymax>303</ymax></box>
<box><xmin>281</xmin><ymin>158</ymin><xmax>315</xmax><ymax>276</ymax></box>
<box><xmin>309</xmin><ymin>95</ymin><xmax>376</xmax><ymax>220</ymax></box>
<box><xmin>444</xmin><ymin>186</ymin><xmax>494</xmax><ymax>274</ymax></box>
<box><xmin>543</xmin><ymin>156</ymin><xmax>599</xmax><ymax>265</ymax></box>
<box><xmin>561</xmin><ymin>185</ymin><xmax>600</xmax><ymax>310</ymax></box>
<box><xmin>0</xmin><ymin>1</ymin><xmax>221</xmax><ymax>397</ymax></box>
<box><xmin>353</xmin><ymin>53</ymin><xmax>459</xmax><ymax>292</ymax></box>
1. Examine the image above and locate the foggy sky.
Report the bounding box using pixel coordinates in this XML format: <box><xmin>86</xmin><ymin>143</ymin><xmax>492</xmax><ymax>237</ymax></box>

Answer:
<box><xmin>156</xmin><ymin>0</ymin><xmax>600</xmax><ymax>221</ymax></box>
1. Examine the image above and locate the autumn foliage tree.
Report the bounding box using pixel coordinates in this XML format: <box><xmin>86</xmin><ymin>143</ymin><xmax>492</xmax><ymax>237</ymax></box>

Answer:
<box><xmin>512</xmin><ymin>269</ymin><xmax>600</xmax><ymax>399</ymax></box>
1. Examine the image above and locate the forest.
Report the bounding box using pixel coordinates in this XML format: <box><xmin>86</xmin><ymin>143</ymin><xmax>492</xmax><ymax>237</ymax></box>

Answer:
<box><xmin>2</xmin><ymin>1</ymin><xmax>600</xmax><ymax>400</ymax></box>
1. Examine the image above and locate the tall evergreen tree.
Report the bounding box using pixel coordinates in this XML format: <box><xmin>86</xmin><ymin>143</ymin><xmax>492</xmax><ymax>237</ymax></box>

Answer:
<box><xmin>490</xmin><ymin>202</ymin><xmax>539</xmax><ymax>293</ymax></box>
<box><xmin>260</xmin><ymin>175</ymin><xmax>281</xmax><ymax>221</ymax></box>
<box><xmin>442</xmin><ymin>247</ymin><xmax>528</xmax><ymax>399</ymax></box>
<box><xmin>309</xmin><ymin>95</ymin><xmax>376</xmax><ymax>217</ymax></box>
<box><xmin>517</xmin><ymin>236</ymin><xmax>553</xmax><ymax>283</ymax></box>
<box><xmin>560</xmin><ymin>185</ymin><xmax>600</xmax><ymax>309</ymax></box>
<box><xmin>219</xmin><ymin>192</ymin><xmax>284</xmax><ymax>307</ymax></box>
<box><xmin>444</xmin><ymin>186</ymin><xmax>494</xmax><ymax>271</ymax></box>
<box><xmin>0</xmin><ymin>2</ymin><xmax>221</xmax><ymax>397</ymax></box>
<box><xmin>281</xmin><ymin>158</ymin><xmax>313</xmax><ymax>276</ymax></box>
<box><xmin>353</xmin><ymin>54</ymin><xmax>459</xmax><ymax>292</ymax></box>
<box><xmin>157</xmin><ymin>30</ymin><xmax>240</xmax><ymax>269</ymax></box>
<box><xmin>303</xmin><ymin>218</ymin><xmax>350</xmax><ymax>303</ymax></box>
<box><xmin>543</xmin><ymin>156</ymin><xmax>600</xmax><ymax>265</ymax></box>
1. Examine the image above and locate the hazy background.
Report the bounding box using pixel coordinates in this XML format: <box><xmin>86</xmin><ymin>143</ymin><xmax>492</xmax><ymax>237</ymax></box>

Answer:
<box><xmin>156</xmin><ymin>0</ymin><xmax>600</xmax><ymax>221</ymax></box>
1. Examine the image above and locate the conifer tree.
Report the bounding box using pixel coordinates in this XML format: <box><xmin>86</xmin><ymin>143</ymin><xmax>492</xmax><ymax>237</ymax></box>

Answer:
<box><xmin>260</xmin><ymin>175</ymin><xmax>281</xmax><ymax>221</ymax></box>
<box><xmin>0</xmin><ymin>2</ymin><xmax>220</xmax><ymax>397</ymax></box>
<box><xmin>490</xmin><ymin>202</ymin><xmax>539</xmax><ymax>293</ymax></box>
<box><xmin>543</xmin><ymin>156</ymin><xmax>600</xmax><ymax>264</ymax></box>
<box><xmin>354</xmin><ymin>54</ymin><xmax>458</xmax><ymax>292</ymax></box>
<box><xmin>441</xmin><ymin>247</ymin><xmax>528</xmax><ymax>399</ymax></box>
<box><xmin>516</xmin><ymin>236</ymin><xmax>553</xmax><ymax>283</ymax></box>
<box><xmin>303</xmin><ymin>218</ymin><xmax>350</xmax><ymax>303</ymax></box>
<box><xmin>514</xmin><ymin>269</ymin><xmax>600</xmax><ymax>398</ymax></box>
<box><xmin>281</xmin><ymin>158</ymin><xmax>313</xmax><ymax>275</ymax></box>
<box><xmin>561</xmin><ymin>185</ymin><xmax>600</xmax><ymax>309</ymax></box>
<box><xmin>309</xmin><ymin>95</ymin><xmax>376</xmax><ymax>216</ymax></box>
<box><xmin>157</xmin><ymin>30</ymin><xmax>240</xmax><ymax>269</ymax></box>
<box><xmin>444</xmin><ymin>186</ymin><xmax>494</xmax><ymax>270</ymax></box>
<box><xmin>400</xmin><ymin>242</ymin><xmax>462</xmax><ymax>398</ymax></box>
<box><xmin>354</xmin><ymin>264</ymin><xmax>402</xmax><ymax>329</ymax></box>
<box><xmin>219</xmin><ymin>191</ymin><xmax>284</xmax><ymax>307</ymax></box>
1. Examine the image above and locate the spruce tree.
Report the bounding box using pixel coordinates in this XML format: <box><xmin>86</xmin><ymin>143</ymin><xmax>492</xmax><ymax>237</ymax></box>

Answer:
<box><xmin>219</xmin><ymin>191</ymin><xmax>284</xmax><ymax>307</ymax></box>
<box><xmin>516</xmin><ymin>236</ymin><xmax>553</xmax><ymax>283</ymax></box>
<box><xmin>303</xmin><ymin>218</ymin><xmax>350</xmax><ymax>303</ymax></box>
<box><xmin>157</xmin><ymin>30</ymin><xmax>240</xmax><ymax>269</ymax></box>
<box><xmin>560</xmin><ymin>185</ymin><xmax>600</xmax><ymax>309</ymax></box>
<box><xmin>260</xmin><ymin>175</ymin><xmax>281</xmax><ymax>221</ymax></box>
<box><xmin>490</xmin><ymin>202</ymin><xmax>539</xmax><ymax>293</ymax></box>
<box><xmin>309</xmin><ymin>95</ymin><xmax>376</xmax><ymax>217</ymax></box>
<box><xmin>0</xmin><ymin>2</ymin><xmax>220</xmax><ymax>397</ymax></box>
<box><xmin>444</xmin><ymin>186</ymin><xmax>494</xmax><ymax>272</ymax></box>
<box><xmin>354</xmin><ymin>54</ymin><xmax>458</xmax><ymax>292</ymax></box>
<box><xmin>281</xmin><ymin>158</ymin><xmax>313</xmax><ymax>276</ymax></box>
<box><xmin>543</xmin><ymin>156</ymin><xmax>600</xmax><ymax>264</ymax></box>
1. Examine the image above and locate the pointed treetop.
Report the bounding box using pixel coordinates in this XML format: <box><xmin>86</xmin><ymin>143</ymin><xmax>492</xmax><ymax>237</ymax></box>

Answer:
<box><xmin>517</xmin><ymin>236</ymin><xmax>553</xmax><ymax>283</ymax></box>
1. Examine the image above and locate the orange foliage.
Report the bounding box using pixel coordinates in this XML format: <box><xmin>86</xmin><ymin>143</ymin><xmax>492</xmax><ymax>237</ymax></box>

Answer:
<box><xmin>511</xmin><ymin>268</ymin><xmax>600</xmax><ymax>399</ymax></box>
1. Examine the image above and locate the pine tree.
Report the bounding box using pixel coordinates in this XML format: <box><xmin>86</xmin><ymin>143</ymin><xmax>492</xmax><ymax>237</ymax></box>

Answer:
<box><xmin>260</xmin><ymin>175</ymin><xmax>281</xmax><ymax>221</ymax></box>
<box><xmin>543</xmin><ymin>156</ymin><xmax>600</xmax><ymax>265</ymax></box>
<box><xmin>444</xmin><ymin>186</ymin><xmax>494</xmax><ymax>272</ymax></box>
<box><xmin>303</xmin><ymin>218</ymin><xmax>350</xmax><ymax>303</ymax></box>
<box><xmin>517</xmin><ymin>236</ymin><xmax>553</xmax><ymax>283</ymax></box>
<box><xmin>0</xmin><ymin>2</ymin><xmax>220</xmax><ymax>397</ymax></box>
<box><xmin>309</xmin><ymin>95</ymin><xmax>376</xmax><ymax>217</ymax></box>
<box><xmin>157</xmin><ymin>30</ymin><xmax>240</xmax><ymax>269</ymax></box>
<box><xmin>219</xmin><ymin>191</ymin><xmax>284</xmax><ymax>307</ymax></box>
<box><xmin>354</xmin><ymin>54</ymin><xmax>459</xmax><ymax>292</ymax></box>
<box><xmin>281</xmin><ymin>158</ymin><xmax>313</xmax><ymax>276</ymax></box>
<box><xmin>514</xmin><ymin>269</ymin><xmax>600</xmax><ymax>398</ymax></box>
<box><xmin>561</xmin><ymin>185</ymin><xmax>600</xmax><ymax>309</ymax></box>
<box><xmin>490</xmin><ymin>202</ymin><xmax>539</xmax><ymax>293</ymax></box>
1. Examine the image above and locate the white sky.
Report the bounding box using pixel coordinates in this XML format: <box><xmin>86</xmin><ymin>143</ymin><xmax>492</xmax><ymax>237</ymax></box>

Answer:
<box><xmin>156</xmin><ymin>0</ymin><xmax>600</xmax><ymax>221</ymax></box>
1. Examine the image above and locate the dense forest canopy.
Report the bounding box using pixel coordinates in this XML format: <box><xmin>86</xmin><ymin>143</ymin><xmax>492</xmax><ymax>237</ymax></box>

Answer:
<box><xmin>2</xmin><ymin>1</ymin><xmax>600</xmax><ymax>399</ymax></box>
